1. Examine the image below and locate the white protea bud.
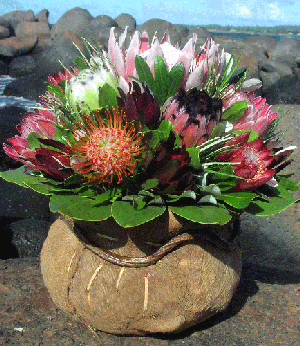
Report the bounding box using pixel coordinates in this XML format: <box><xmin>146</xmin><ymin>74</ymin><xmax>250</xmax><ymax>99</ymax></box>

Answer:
<box><xmin>66</xmin><ymin>68</ymin><xmax>119</xmax><ymax>112</ymax></box>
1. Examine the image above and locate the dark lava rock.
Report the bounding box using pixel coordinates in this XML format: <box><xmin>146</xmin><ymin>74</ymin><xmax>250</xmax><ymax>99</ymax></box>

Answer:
<box><xmin>137</xmin><ymin>18</ymin><xmax>182</xmax><ymax>47</ymax></box>
<box><xmin>51</xmin><ymin>7</ymin><xmax>94</xmax><ymax>37</ymax></box>
<box><xmin>115</xmin><ymin>13</ymin><xmax>136</xmax><ymax>31</ymax></box>
<box><xmin>8</xmin><ymin>55</ymin><xmax>36</xmax><ymax>77</ymax></box>
<box><xmin>3</xmin><ymin>73</ymin><xmax>48</xmax><ymax>101</ymax></box>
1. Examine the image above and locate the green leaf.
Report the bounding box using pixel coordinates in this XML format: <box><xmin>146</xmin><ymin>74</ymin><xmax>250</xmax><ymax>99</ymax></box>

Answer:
<box><xmin>50</xmin><ymin>194</ymin><xmax>112</xmax><ymax>221</ymax></box>
<box><xmin>154</xmin><ymin>56</ymin><xmax>169</xmax><ymax>106</ymax></box>
<box><xmin>112</xmin><ymin>200</ymin><xmax>166</xmax><ymax>227</ymax></box>
<box><xmin>169</xmin><ymin>205</ymin><xmax>232</xmax><ymax>225</ymax></box>
<box><xmin>98</xmin><ymin>82</ymin><xmax>118</xmax><ymax>109</ymax></box>
<box><xmin>26</xmin><ymin>132</ymin><xmax>42</xmax><ymax>151</ymax></box>
<box><xmin>75</xmin><ymin>56</ymin><xmax>89</xmax><ymax>70</ymax></box>
<box><xmin>48</xmin><ymin>83</ymin><xmax>66</xmax><ymax>103</ymax></box>
<box><xmin>276</xmin><ymin>175</ymin><xmax>300</xmax><ymax>191</ymax></box>
<box><xmin>141</xmin><ymin>179</ymin><xmax>159</xmax><ymax>190</ymax></box>
<box><xmin>167</xmin><ymin>62</ymin><xmax>184</xmax><ymax>99</ymax></box>
<box><xmin>217</xmin><ymin>191</ymin><xmax>257</xmax><ymax>209</ymax></box>
<box><xmin>246</xmin><ymin>183</ymin><xmax>297</xmax><ymax>216</ymax></box>
<box><xmin>0</xmin><ymin>167</ymin><xmax>54</xmax><ymax>193</ymax></box>
<box><xmin>187</xmin><ymin>147</ymin><xmax>201</xmax><ymax>170</ymax></box>
<box><xmin>135</xmin><ymin>56</ymin><xmax>156</xmax><ymax>92</ymax></box>
<box><xmin>222</xmin><ymin>100</ymin><xmax>247</xmax><ymax>123</ymax></box>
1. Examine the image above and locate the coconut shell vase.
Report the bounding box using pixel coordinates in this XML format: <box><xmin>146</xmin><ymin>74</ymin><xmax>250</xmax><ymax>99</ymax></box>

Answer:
<box><xmin>1</xmin><ymin>27</ymin><xmax>298</xmax><ymax>336</ymax></box>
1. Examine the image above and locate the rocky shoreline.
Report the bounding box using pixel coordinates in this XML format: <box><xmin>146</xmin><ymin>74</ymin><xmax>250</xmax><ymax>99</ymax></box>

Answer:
<box><xmin>0</xmin><ymin>8</ymin><xmax>300</xmax><ymax>104</ymax></box>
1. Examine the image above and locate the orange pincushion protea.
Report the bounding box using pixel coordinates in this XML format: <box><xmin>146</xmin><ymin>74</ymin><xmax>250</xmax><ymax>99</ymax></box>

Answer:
<box><xmin>71</xmin><ymin>108</ymin><xmax>145</xmax><ymax>184</ymax></box>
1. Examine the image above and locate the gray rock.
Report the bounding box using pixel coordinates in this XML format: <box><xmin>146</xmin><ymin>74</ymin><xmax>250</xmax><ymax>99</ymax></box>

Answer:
<box><xmin>51</xmin><ymin>7</ymin><xmax>94</xmax><ymax>37</ymax></box>
<box><xmin>15</xmin><ymin>21</ymin><xmax>50</xmax><ymax>37</ymax></box>
<box><xmin>0</xmin><ymin>58</ymin><xmax>8</xmax><ymax>75</ymax></box>
<box><xmin>0</xmin><ymin>24</ymin><xmax>10</xmax><ymax>39</ymax></box>
<box><xmin>137</xmin><ymin>18</ymin><xmax>182</xmax><ymax>47</ymax></box>
<box><xmin>271</xmin><ymin>38</ymin><xmax>300</xmax><ymax>66</ymax></box>
<box><xmin>91</xmin><ymin>15</ymin><xmax>117</xmax><ymax>28</ymax></box>
<box><xmin>36</xmin><ymin>9</ymin><xmax>49</xmax><ymax>23</ymax></box>
<box><xmin>185</xmin><ymin>26</ymin><xmax>213</xmax><ymax>51</ymax></box>
<box><xmin>115</xmin><ymin>13</ymin><xmax>136</xmax><ymax>31</ymax></box>
<box><xmin>9</xmin><ymin>219</ymin><xmax>51</xmax><ymax>258</ymax></box>
<box><xmin>0</xmin><ymin>35</ymin><xmax>38</xmax><ymax>57</ymax></box>
<box><xmin>8</xmin><ymin>55</ymin><xmax>36</xmax><ymax>77</ymax></box>
<box><xmin>0</xmin><ymin>10</ymin><xmax>35</xmax><ymax>31</ymax></box>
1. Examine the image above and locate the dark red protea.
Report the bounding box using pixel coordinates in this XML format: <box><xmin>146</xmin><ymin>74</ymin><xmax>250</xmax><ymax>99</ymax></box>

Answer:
<box><xmin>218</xmin><ymin>132</ymin><xmax>276</xmax><ymax>191</ymax></box>
<box><xmin>24</xmin><ymin>139</ymin><xmax>74</xmax><ymax>180</ymax></box>
<box><xmin>144</xmin><ymin>131</ymin><xmax>193</xmax><ymax>193</ymax></box>
<box><xmin>117</xmin><ymin>81</ymin><xmax>161</xmax><ymax>129</ymax></box>
<box><xmin>162</xmin><ymin>88</ymin><xmax>223</xmax><ymax>147</ymax></box>
<box><xmin>3</xmin><ymin>107</ymin><xmax>56</xmax><ymax>166</ymax></box>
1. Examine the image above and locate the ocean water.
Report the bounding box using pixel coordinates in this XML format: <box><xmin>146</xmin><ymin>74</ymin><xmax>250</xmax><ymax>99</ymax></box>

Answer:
<box><xmin>0</xmin><ymin>75</ymin><xmax>37</xmax><ymax>110</ymax></box>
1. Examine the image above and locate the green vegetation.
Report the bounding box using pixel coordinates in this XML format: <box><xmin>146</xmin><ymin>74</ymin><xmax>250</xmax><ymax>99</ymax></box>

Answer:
<box><xmin>187</xmin><ymin>24</ymin><xmax>300</xmax><ymax>36</ymax></box>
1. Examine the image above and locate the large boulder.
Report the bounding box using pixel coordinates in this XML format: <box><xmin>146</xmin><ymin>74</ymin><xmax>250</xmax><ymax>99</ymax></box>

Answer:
<box><xmin>8</xmin><ymin>55</ymin><xmax>36</xmax><ymax>77</ymax></box>
<box><xmin>51</xmin><ymin>7</ymin><xmax>94</xmax><ymax>37</ymax></box>
<box><xmin>115</xmin><ymin>13</ymin><xmax>136</xmax><ymax>31</ymax></box>
<box><xmin>15</xmin><ymin>21</ymin><xmax>50</xmax><ymax>37</ymax></box>
<box><xmin>36</xmin><ymin>9</ymin><xmax>50</xmax><ymax>23</ymax></box>
<box><xmin>137</xmin><ymin>18</ymin><xmax>182</xmax><ymax>47</ymax></box>
<box><xmin>185</xmin><ymin>26</ymin><xmax>213</xmax><ymax>51</ymax></box>
<box><xmin>0</xmin><ymin>25</ymin><xmax>10</xmax><ymax>39</ymax></box>
<box><xmin>258</xmin><ymin>38</ymin><xmax>300</xmax><ymax>104</ymax></box>
<box><xmin>0</xmin><ymin>35</ymin><xmax>38</xmax><ymax>57</ymax></box>
<box><xmin>270</xmin><ymin>38</ymin><xmax>300</xmax><ymax>66</ymax></box>
<box><xmin>0</xmin><ymin>10</ymin><xmax>35</xmax><ymax>32</ymax></box>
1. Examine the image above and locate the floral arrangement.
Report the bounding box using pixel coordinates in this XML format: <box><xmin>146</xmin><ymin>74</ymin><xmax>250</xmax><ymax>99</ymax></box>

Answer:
<box><xmin>1</xmin><ymin>28</ymin><xmax>299</xmax><ymax>227</ymax></box>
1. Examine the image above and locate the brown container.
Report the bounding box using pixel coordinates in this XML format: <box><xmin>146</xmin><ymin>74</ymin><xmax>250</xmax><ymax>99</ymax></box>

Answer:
<box><xmin>40</xmin><ymin>211</ymin><xmax>242</xmax><ymax>335</ymax></box>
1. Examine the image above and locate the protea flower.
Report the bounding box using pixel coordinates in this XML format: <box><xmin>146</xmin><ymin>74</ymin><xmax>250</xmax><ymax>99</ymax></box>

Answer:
<box><xmin>144</xmin><ymin>131</ymin><xmax>193</xmax><ymax>193</ymax></box>
<box><xmin>223</xmin><ymin>91</ymin><xmax>278</xmax><ymax>137</ymax></box>
<box><xmin>162</xmin><ymin>88</ymin><xmax>222</xmax><ymax>147</ymax></box>
<box><xmin>217</xmin><ymin>132</ymin><xmax>276</xmax><ymax>191</ymax></box>
<box><xmin>70</xmin><ymin>107</ymin><xmax>145</xmax><ymax>184</ymax></box>
<box><xmin>117</xmin><ymin>81</ymin><xmax>160</xmax><ymax>129</ymax></box>
<box><xmin>185</xmin><ymin>38</ymin><xmax>231</xmax><ymax>90</ymax></box>
<box><xmin>65</xmin><ymin>68</ymin><xmax>119</xmax><ymax>113</ymax></box>
<box><xmin>3</xmin><ymin>108</ymin><xmax>56</xmax><ymax>165</ymax></box>
<box><xmin>24</xmin><ymin>139</ymin><xmax>74</xmax><ymax>180</ymax></box>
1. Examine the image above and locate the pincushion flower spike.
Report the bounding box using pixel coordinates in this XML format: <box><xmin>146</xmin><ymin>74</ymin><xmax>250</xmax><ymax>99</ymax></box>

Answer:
<box><xmin>70</xmin><ymin>107</ymin><xmax>145</xmax><ymax>184</ymax></box>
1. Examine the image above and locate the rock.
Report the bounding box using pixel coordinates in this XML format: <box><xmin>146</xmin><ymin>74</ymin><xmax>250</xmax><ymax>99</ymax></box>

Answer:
<box><xmin>51</xmin><ymin>7</ymin><xmax>94</xmax><ymax>37</ymax></box>
<box><xmin>0</xmin><ymin>58</ymin><xmax>8</xmax><ymax>75</ymax></box>
<box><xmin>137</xmin><ymin>18</ymin><xmax>182</xmax><ymax>47</ymax></box>
<box><xmin>173</xmin><ymin>24</ymin><xmax>190</xmax><ymax>40</ymax></box>
<box><xmin>15</xmin><ymin>21</ymin><xmax>50</xmax><ymax>37</ymax></box>
<box><xmin>244</xmin><ymin>35</ymin><xmax>277</xmax><ymax>52</ymax></box>
<box><xmin>271</xmin><ymin>38</ymin><xmax>300</xmax><ymax>66</ymax></box>
<box><xmin>115</xmin><ymin>13</ymin><xmax>136</xmax><ymax>31</ymax></box>
<box><xmin>32</xmin><ymin>33</ymin><xmax>53</xmax><ymax>53</ymax></box>
<box><xmin>0</xmin><ymin>35</ymin><xmax>38</xmax><ymax>57</ymax></box>
<box><xmin>36</xmin><ymin>9</ymin><xmax>49</xmax><ymax>23</ymax></box>
<box><xmin>34</xmin><ymin>31</ymin><xmax>87</xmax><ymax>76</ymax></box>
<box><xmin>91</xmin><ymin>15</ymin><xmax>117</xmax><ymax>28</ymax></box>
<box><xmin>3</xmin><ymin>73</ymin><xmax>49</xmax><ymax>101</ymax></box>
<box><xmin>185</xmin><ymin>26</ymin><xmax>213</xmax><ymax>51</ymax></box>
<box><xmin>5</xmin><ymin>219</ymin><xmax>51</xmax><ymax>259</ymax></box>
<box><xmin>0</xmin><ymin>10</ymin><xmax>35</xmax><ymax>31</ymax></box>
<box><xmin>8</xmin><ymin>55</ymin><xmax>36</xmax><ymax>77</ymax></box>
<box><xmin>0</xmin><ymin>24</ymin><xmax>10</xmax><ymax>39</ymax></box>
<box><xmin>258</xmin><ymin>58</ymin><xmax>300</xmax><ymax>104</ymax></box>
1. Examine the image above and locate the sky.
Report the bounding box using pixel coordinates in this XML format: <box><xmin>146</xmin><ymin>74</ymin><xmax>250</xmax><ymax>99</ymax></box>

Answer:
<box><xmin>1</xmin><ymin>0</ymin><xmax>300</xmax><ymax>26</ymax></box>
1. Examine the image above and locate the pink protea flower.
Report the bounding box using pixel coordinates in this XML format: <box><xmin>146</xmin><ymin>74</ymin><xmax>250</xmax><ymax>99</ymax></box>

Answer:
<box><xmin>104</xmin><ymin>27</ymin><xmax>196</xmax><ymax>93</ymax></box>
<box><xmin>185</xmin><ymin>38</ymin><xmax>231</xmax><ymax>90</ymax></box>
<box><xmin>70</xmin><ymin>108</ymin><xmax>145</xmax><ymax>184</ymax></box>
<box><xmin>223</xmin><ymin>91</ymin><xmax>278</xmax><ymax>137</ymax></box>
<box><xmin>3</xmin><ymin>108</ymin><xmax>56</xmax><ymax>165</ymax></box>
<box><xmin>162</xmin><ymin>88</ymin><xmax>222</xmax><ymax>148</ymax></box>
<box><xmin>218</xmin><ymin>132</ymin><xmax>276</xmax><ymax>191</ymax></box>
